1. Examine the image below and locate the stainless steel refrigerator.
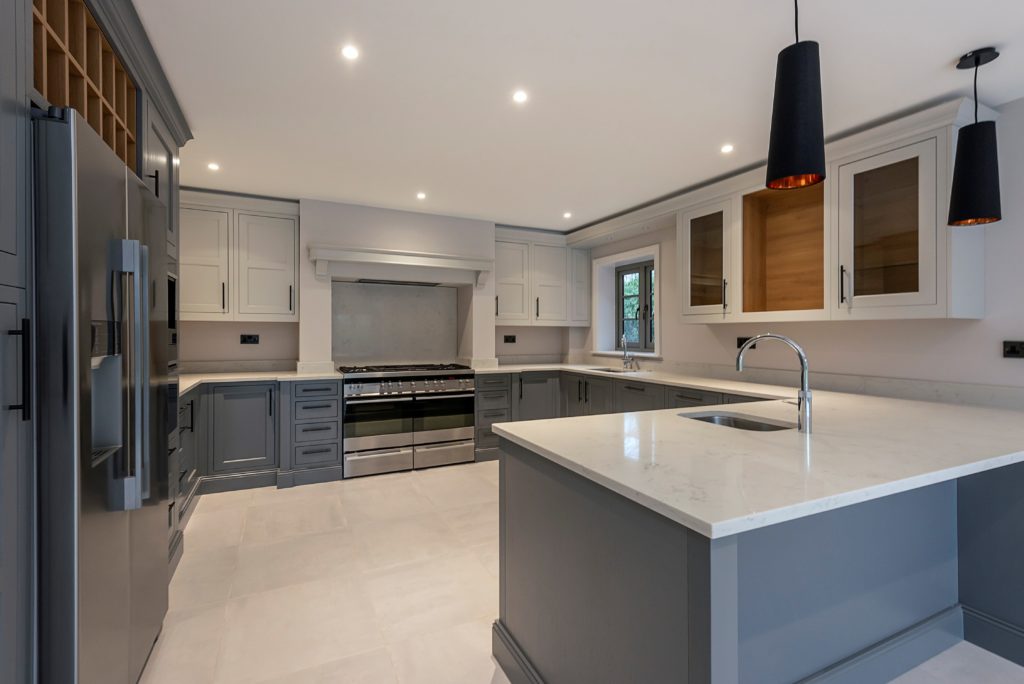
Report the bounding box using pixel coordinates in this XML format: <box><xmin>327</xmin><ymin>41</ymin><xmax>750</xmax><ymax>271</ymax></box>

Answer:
<box><xmin>34</xmin><ymin>108</ymin><xmax>173</xmax><ymax>684</ymax></box>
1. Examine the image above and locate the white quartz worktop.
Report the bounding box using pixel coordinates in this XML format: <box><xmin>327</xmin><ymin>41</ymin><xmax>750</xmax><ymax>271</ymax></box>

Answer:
<box><xmin>475</xmin><ymin>364</ymin><xmax>787</xmax><ymax>400</ymax></box>
<box><xmin>492</xmin><ymin>392</ymin><xmax>1024</xmax><ymax>539</ymax></box>
<box><xmin>178</xmin><ymin>371</ymin><xmax>342</xmax><ymax>395</ymax></box>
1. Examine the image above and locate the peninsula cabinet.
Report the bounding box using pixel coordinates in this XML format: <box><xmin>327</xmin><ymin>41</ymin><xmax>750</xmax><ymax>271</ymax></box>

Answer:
<box><xmin>495</xmin><ymin>229</ymin><xmax>591</xmax><ymax>327</ymax></box>
<box><xmin>180</xmin><ymin>190</ymin><xmax>299</xmax><ymax>322</ymax></box>
<box><xmin>673</xmin><ymin>99</ymin><xmax>986</xmax><ymax>324</ymax></box>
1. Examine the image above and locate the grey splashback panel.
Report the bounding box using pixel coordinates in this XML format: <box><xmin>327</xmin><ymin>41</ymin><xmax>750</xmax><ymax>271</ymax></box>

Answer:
<box><xmin>332</xmin><ymin>281</ymin><xmax>458</xmax><ymax>363</ymax></box>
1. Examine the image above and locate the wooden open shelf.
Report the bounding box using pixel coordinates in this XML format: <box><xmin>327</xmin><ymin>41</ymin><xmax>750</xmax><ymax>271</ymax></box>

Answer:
<box><xmin>742</xmin><ymin>184</ymin><xmax>825</xmax><ymax>313</ymax></box>
<box><xmin>33</xmin><ymin>0</ymin><xmax>137</xmax><ymax>172</ymax></box>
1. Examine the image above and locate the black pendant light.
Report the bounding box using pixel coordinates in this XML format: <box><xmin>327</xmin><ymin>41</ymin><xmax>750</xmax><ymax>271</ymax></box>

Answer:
<box><xmin>948</xmin><ymin>47</ymin><xmax>1002</xmax><ymax>226</ymax></box>
<box><xmin>766</xmin><ymin>0</ymin><xmax>825</xmax><ymax>189</ymax></box>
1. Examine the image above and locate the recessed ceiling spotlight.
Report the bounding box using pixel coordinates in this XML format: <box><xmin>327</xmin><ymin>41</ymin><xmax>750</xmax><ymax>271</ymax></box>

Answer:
<box><xmin>512</xmin><ymin>89</ymin><xmax>529</xmax><ymax>104</ymax></box>
<box><xmin>720</xmin><ymin>143</ymin><xmax>735</xmax><ymax>154</ymax></box>
<box><xmin>416</xmin><ymin>192</ymin><xmax>427</xmax><ymax>200</ymax></box>
<box><xmin>207</xmin><ymin>162</ymin><xmax>220</xmax><ymax>171</ymax></box>
<box><xmin>341</xmin><ymin>44</ymin><xmax>360</xmax><ymax>61</ymax></box>
<box><xmin>563</xmin><ymin>212</ymin><xmax>572</xmax><ymax>219</ymax></box>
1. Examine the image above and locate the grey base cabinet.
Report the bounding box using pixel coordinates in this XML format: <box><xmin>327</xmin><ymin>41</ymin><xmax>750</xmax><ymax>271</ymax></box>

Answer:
<box><xmin>512</xmin><ymin>372</ymin><xmax>561</xmax><ymax>422</ymax></box>
<box><xmin>209</xmin><ymin>383</ymin><xmax>277</xmax><ymax>473</ymax></box>
<box><xmin>475</xmin><ymin>374</ymin><xmax>512</xmax><ymax>462</ymax></box>
<box><xmin>614</xmin><ymin>381</ymin><xmax>666</xmax><ymax>412</ymax></box>
<box><xmin>560</xmin><ymin>372</ymin><xmax>615</xmax><ymax>416</ymax></box>
<box><xmin>278</xmin><ymin>380</ymin><xmax>344</xmax><ymax>486</ymax></box>
<box><xmin>666</xmin><ymin>387</ymin><xmax>724</xmax><ymax>408</ymax></box>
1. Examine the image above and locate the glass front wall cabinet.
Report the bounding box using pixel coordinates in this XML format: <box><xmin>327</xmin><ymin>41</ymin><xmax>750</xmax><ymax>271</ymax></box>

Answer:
<box><xmin>680</xmin><ymin>199</ymin><xmax>732</xmax><ymax>316</ymax></box>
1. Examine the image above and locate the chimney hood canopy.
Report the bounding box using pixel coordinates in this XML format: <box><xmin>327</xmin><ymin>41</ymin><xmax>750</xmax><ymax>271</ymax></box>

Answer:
<box><xmin>308</xmin><ymin>244</ymin><xmax>493</xmax><ymax>287</ymax></box>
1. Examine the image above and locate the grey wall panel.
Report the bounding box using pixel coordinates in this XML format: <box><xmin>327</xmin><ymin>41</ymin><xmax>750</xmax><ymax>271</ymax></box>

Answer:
<box><xmin>499</xmin><ymin>439</ymin><xmax>710</xmax><ymax>683</ymax></box>
<box><xmin>733</xmin><ymin>481</ymin><xmax>959</xmax><ymax>684</ymax></box>
<box><xmin>958</xmin><ymin>460</ymin><xmax>1024</xmax><ymax>666</ymax></box>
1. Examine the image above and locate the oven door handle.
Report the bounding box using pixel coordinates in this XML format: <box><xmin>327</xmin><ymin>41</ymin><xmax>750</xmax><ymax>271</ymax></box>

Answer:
<box><xmin>346</xmin><ymin>448</ymin><xmax>414</xmax><ymax>460</ymax></box>
<box><xmin>415</xmin><ymin>393</ymin><xmax>476</xmax><ymax>400</ymax></box>
<box><xmin>345</xmin><ymin>396</ymin><xmax>415</xmax><ymax>404</ymax></box>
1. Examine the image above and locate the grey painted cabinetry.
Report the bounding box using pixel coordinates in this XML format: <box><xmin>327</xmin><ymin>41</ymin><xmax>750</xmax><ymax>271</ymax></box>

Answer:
<box><xmin>209</xmin><ymin>383</ymin><xmax>277</xmax><ymax>474</ymax></box>
<box><xmin>560</xmin><ymin>372</ymin><xmax>615</xmax><ymax>416</ymax></box>
<box><xmin>141</xmin><ymin>100</ymin><xmax>180</xmax><ymax>257</ymax></box>
<box><xmin>615</xmin><ymin>381</ymin><xmax>667</xmax><ymax>412</ymax></box>
<box><xmin>476</xmin><ymin>374</ymin><xmax>512</xmax><ymax>462</ymax></box>
<box><xmin>278</xmin><ymin>380</ymin><xmax>345</xmax><ymax>486</ymax></box>
<box><xmin>512</xmin><ymin>372</ymin><xmax>561</xmax><ymax>422</ymax></box>
<box><xmin>666</xmin><ymin>386</ymin><xmax>724</xmax><ymax>408</ymax></box>
<box><xmin>0</xmin><ymin>0</ymin><xmax>28</xmax><ymax>290</ymax></box>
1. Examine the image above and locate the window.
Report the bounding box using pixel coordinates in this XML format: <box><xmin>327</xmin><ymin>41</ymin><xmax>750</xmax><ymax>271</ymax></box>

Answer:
<box><xmin>615</xmin><ymin>261</ymin><xmax>655</xmax><ymax>351</ymax></box>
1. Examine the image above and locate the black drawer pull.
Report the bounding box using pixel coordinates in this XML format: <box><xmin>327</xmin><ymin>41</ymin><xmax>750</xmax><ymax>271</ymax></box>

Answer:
<box><xmin>300</xmin><ymin>403</ymin><xmax>333</xmax><ymax>410</ymax></box>
<box><xmin>481</xmin><ymin>410</ymin><xmax>506</xmax><ymax>418</ymax></box>
<box><xmin>624</xmin><ymin>385</ymin><xmax>645</xmax><ymax>392</ymax></box>
<box><xmin>301</xmin><ymin>426</ymin><xmax>333</xmax><ymax>432</ymax></box>
<box><xmin>301</xmin><ymin>448</ymin><xmax>332</xmax><ymax>455</ymax></box>
<box><xmin>301</xmin><ymin>387</ymin><xmax>333</xmax><ymax>393</ymax></box>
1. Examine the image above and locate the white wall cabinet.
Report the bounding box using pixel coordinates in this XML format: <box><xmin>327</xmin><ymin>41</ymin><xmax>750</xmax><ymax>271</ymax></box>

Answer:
<box><xmin>180</xmin><ymin>192</ymin><xmax>299</xmax><ymax>322</ymax></box>
<box><xmin>495</xmin><ymin>230</ymin><xmax>590</xmax><ymax>327</ymax></box>
<box><xmin>656</xmin><ymin>99</ymin><xmax>987</xmax><ymax>324</ymax></box>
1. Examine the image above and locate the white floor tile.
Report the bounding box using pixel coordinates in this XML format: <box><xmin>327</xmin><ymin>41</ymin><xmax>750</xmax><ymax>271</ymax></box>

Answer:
<box><xmin>389</xmin><ymin>619</ymin><xmax>509</xmax><ymax>684</ymax></box>
<box><xmin>891</xmin><ymin>641</ymin><xmax>1024</xmax><ymax>683</ymax></box>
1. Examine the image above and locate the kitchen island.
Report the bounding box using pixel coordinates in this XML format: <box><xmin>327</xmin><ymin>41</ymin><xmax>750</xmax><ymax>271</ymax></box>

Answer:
<box><xmin>491</xmin><ymin>393</ymin><xmax>1024</xmax><ymax>683</ymax></box>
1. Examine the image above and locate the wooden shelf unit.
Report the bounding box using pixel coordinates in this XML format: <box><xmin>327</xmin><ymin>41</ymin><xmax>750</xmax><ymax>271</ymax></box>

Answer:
<box><xmin>742</xmin><ymin>184</ymin><xmax>825</xmax><ymax>313</ymax></box>
<box><xmin>32</xmin><ymin>0</ymin><xmax>137</xmax><ymax>172</ymax></box>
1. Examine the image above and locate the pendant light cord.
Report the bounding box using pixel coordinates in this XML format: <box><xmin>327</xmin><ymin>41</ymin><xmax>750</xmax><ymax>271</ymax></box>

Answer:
<box><xmin>974</xmin><ymin>63</ymin><xmax>979</xmax><ymax>124</ymax></box>
<box><xmin>794</xmin><ymin>0</ymin><xmax>799</xmax><ymax>43</ymax></box>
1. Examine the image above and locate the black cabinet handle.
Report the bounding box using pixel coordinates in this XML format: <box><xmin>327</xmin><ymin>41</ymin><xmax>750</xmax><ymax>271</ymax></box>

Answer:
<box><xmin>585</xmin><ymin>381</ymin><xmax>590</xmax><ymax>404</ymax></box>
<box><xmin>7</xmin><ymin>318</ymin><xmax>30</xmax><ymax>420</ymax></box>
<box><xmin>624</xmin><ymin>385</ymin><xmax>645</xmax><ymax>392</ymax></box>
<box><xmin>577</xmin><ymin>379</ymin><xmax>582</xmax><ymax>403</ymax></box>
<box><xmin>722</xmin><ymin>278</ymin><xmax>728</xmax><ymax>311</ymax></box>
<box><xmin>221</xmin><ymin>282</ymin><xmax>226</xmax><ymax>310</ymax></box>
<box><xmin>269</xmin><ymin>389</ymin><xmax>273</xmax><ymax>416</ymax></box>
<box><xmin>536</xmin><ymin>297</ymin><xmax>540</xmax><ymax>318</ymax></box>
<box><xmin>839</xmin><ymin>265</ymin><xmax>847</xmax><ymax>304</ymax></box>
<box><xmin>519</xmin><ymin>377</ymin><xmax>523</xmax><ymax>400</ymax></box>
<box><xmin>301</xmin><ymin>387</ymin><xmax>332</xmax><ymax>394</ymax></box>
<box><xmin>495</xmin><ymin>295</ymin><xmax>498</xmax><ymax>317</ymax></box>
<box><xmin>301</xmin><ymin>426</ymin><xmax>332</xmax><ymax>433</ymax></box>
<box><xmin>289</xmin><ymin>285</ymin><xmax>294</xmax><ymax>312</ymax></box>
<box><xmin>146</xmin><ymin>169</ymin><xmax>159</xmax><ymax>198</ymax></box>
<box><xmin>302</xmin><ymin>448</ymin><xmax>332</xmax><ymax>455</ymax></box>
<box><xmin>301</xmin><ymin>403</ymin><xmax>333</xmax><ymax>410</ymax></box>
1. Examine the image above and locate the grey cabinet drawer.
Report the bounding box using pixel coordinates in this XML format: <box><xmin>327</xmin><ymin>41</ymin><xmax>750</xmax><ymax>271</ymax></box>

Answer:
<box><xmin>293</xmin><ymin>421</ymin><xmax>339</xmax><ymax>443</ymax></box>
<box><xmin>476</xmin><ymin>390</ymin><xmax>510</xmax><ymax>411</ymax></box>
<box><xmin>477</xmin><ymin>407</ymin><xmax>511</xmax><ymax>428</ymax></box>
<box><xmin>615</xmin><ymin>382</ymin><xmax>666</xmax><ymax>413</ymax></box>
<box><xmin>294</xmin><ymin>399</ymin><xmax>339</xmax><ymax>420</ymax></box>
<box><xmin>476</xmin><ymin>374</ymin><xmax>511</xmax><ymax>391</ymax></box>
<box><xmin>722</xmin><ymin>393</ymin><xmax>771</xmax><ymax>404</ymax></box>
<box><xmin>414</xmin><ymin>440</ymin><xmax>475</xmax><ymax>469</ymax></box>
<box><xmin>666</xmin><ymin>387</ymin><xmax>723</xmax><ymax>408</ymax></box>
<box><xmin>294</xmin><ymin>382</ymin><xmax>339</xmax><ymax>398</ymax></box>
<box><xmin>294</xmin><ymin>443</ymin><xmax>340</xmax><ymax>468</ymax></box>
<box><xmin>476</xmin><ymin>426</ymin><xmax>500</xmax><ymax>450</ymax></box>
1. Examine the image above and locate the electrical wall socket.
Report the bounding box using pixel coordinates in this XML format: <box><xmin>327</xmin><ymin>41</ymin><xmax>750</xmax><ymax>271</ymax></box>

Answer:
<box><xmin>1004</xmin><ymin>341</ymin><xmax>1024</xmax><ymax>358</ymax></box>
<box><xmin>504</xmin><ymin>335</ymin><xmax>516</xmax><ymax>344</ymax></box>
<box><xmin>737</xmin><ymin>337</ymin><xmax>756</xmax><ymax>350</ymax></box>
<box><xmin>240</xmin><ymin>334</ymin><xmax>260</xmax><ymax>345</ymax></box>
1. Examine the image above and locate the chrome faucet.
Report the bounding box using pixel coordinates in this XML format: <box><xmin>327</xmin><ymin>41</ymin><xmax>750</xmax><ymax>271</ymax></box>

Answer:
<box><xmin>736</xmin><ymin>333</ymin><xmax>812</xmax><ymax>434</ymax></box>
<box><xmin>621</xmin><ymin>333</ymin><xmax>640</xmax><ymax>371</ymax></box>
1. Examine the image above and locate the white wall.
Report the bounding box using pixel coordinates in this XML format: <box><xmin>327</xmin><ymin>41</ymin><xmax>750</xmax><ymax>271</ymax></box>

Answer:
<box><xmin>571</xmin><ymin>96</ymin><xmax>1024</xmax><ymax>390</ymax></box>
<box><xmin>179</xmin><ymin>321</ymin><xmax>299</xmax><ymax>364</ymax></box>
<box><xmin>496</xmin><ymin>326</ymin><xmax>567</xmax><ymax>363</ymax></box>
<box><xmin>298</xmin><ymin>199</ymin><xmax>497</xmax><ymax>371</ymax></box>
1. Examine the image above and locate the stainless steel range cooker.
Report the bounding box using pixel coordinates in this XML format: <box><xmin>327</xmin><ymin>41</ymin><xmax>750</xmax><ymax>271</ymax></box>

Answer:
<box><xmin>339</xmin><ymin>364</ymin><xmax>476</xmax><ymax>477</ymax></box>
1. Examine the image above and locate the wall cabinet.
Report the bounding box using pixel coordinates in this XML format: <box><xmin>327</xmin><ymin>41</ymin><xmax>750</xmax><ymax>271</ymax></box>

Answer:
<box><xmin>180</xmin><ymin>191</ymin><xmax>299</xmax><ymax>322</ymax></box>
<box><xmin>495</xmin><ymin>232</ymin><xmax>590</xmax><ymax>327</ymax></box>
<box><xmin>0</xmin><ymin>0</ymin><xmax>27</xmax><ymax>290</ymax></box>
<box><xmin>667</xmin><ymin>100</ymin><xmax>986</xmax><ymax>324</ymax></box>
<box><xmin>209</xmin><ymin>383</ymin><xmax>277</xmax><ymax>473</ymax></box>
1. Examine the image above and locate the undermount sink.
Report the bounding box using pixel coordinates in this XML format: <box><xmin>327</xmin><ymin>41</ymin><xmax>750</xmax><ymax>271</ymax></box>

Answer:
<box><xmin>589</xmin><ymin>367</ymin><xmax>637</xmax><ymax>373</ymax></box>
<box><xmin>684</xmin><ymin>413</ymin><xmax>795</xmax><ymax>432</ymax></box>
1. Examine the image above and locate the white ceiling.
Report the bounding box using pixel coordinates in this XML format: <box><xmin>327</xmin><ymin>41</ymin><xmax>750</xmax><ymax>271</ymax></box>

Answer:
<box><xmin>134</xmin><ymin>0</ymin><xmax>1024</xmax><ymax>231</ymax></box>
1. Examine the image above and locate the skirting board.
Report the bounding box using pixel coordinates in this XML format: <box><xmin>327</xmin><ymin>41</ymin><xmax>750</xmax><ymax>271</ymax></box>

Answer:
<box><xmin>963</xmin><ymin>605</ymin><xmax>1024</xmax><ymax>668</ymax></box>
<box><xmin>276</xmin><ymin>465</ymin><xmax>345</xmax><ymax>488</ymax></box>
<box><xmin>196</xmin><ymin>470</ymin><xmax>278</xmax><ymax>495</ymax></box>
<box><xmin>494</xmin><ymin>609</ymin><xmax>964</xmax><ymax>684</ymax></box>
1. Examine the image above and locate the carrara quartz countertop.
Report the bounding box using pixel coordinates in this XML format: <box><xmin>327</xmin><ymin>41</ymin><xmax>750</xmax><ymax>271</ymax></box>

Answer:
<box><xmin>178</xmin><ymin>371</ymin><xmax>342</xmax><ymax>395</ymax></box>
<box><xmin>492</xmin><ymin>391</ymin><xmax>1024</xmax><ymax>539</ymax></box>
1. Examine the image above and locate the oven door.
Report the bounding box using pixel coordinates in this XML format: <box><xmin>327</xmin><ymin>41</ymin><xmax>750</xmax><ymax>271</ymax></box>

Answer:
<box><xmin>412</xmin><ymin>392</ymin><xmax>475</xmax><ymax>445</ymax></box>
<box><xmin>343</xmin><ymin>395</ymin><xmax>415</xmax><ymax>452</ymax></box>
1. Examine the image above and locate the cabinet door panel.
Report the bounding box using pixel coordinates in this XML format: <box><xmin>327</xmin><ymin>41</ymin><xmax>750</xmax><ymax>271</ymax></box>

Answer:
<box><xmin>667</xmin><ymin>387</ymin><xmax>723</xmax><ymax>408</ymax></box>
<box><xmin>681</xmin><ymin>200</ymin><xmax>732</xmax><ymax>315</ymax></box>
<box><xmin>495</xmin><ymin>241</ymin><xmax>530</xmax><ymax>322</ymax></box>
<box><xmin>0</xmin><ymin>5</ymin><xmax>26</xmax><ymax>288</ymax></box>
<box><xmin>211</xmin><ymin>384</ymin><xmax>276</xmax><ymax>473</ymax></box>
<box><xmin>836</xmin><ymin>138</ymin><xmax>937</xmax><ymax>312</ymax></box>
<box><xmin>237</xmin><ymin>213</ymin><xmax>297</xmax><ymax>317</ymax></box>
<box><xmin>584</xmin><ymin>377</ymin><xmax>616</xmax><ymax>416</ymax></box>
<box><xmin>180</xmin><ymin>207</ymin><xmax>230</xmax><ymax>315</ymax></box>
<box><xmin>616</xmin><ymin>382</ymin><xmax>666</xmax><ymax>413</ymax></box>
<box><xmin>531</xmin><ymin>244</ymin><xmax>568</xmax><ymax>323</ymax></box>
<box><xmin>570</xmin><ymin>249</ymin><xmax>591</xmax><ymax>324</ymax></box>
<box><xmin>513</xmin><ymin>373</ymin><xmax>561</xmax><ymax>421</ymax></box>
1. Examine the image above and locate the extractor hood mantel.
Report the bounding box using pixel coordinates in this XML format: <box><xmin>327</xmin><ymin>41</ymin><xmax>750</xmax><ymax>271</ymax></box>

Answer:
<box><xmin>308</xmin><ymin>244</ymin><xmax>493</xmax><ymax>287</ymax></box>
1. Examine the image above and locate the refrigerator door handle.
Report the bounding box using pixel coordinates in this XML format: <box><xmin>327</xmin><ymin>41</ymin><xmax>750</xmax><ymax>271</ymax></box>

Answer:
<box><xmin>110</xmin><ymin>239</ymin><xmax>144</xmax><ymax>511</ymax></box>
<box><xmin>138</xmin><ymin>245</ymin><xmax>151</xmax><ymax>501</ymax></box>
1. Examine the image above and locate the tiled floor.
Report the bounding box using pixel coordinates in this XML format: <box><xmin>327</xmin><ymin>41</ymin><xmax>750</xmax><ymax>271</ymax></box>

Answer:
<box><xmin>141</xmin><ymin>461</ymin><xmax>510</xmax><ymax>684</ymax></box>
<box><xmin>142</xmin><ymin>460</ymin><xmax>1024</xmax><ymax>684</ymax></box>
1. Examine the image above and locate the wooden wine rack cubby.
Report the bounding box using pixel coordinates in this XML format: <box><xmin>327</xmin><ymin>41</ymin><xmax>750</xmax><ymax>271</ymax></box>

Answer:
<box><xmin>32</xmin><ymin>0</ymin><xmax>138</xmax><ymax>172</ymax></box>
